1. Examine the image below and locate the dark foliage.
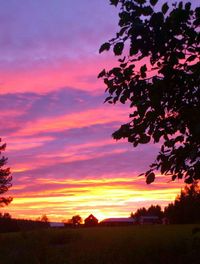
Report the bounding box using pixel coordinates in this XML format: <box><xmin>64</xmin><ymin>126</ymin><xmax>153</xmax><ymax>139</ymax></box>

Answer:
<box><xmin>0</xmin><ymin>140</ymin><xmax>12</xmax><ymax>206</ymax></box>
<box><xmin>70</xmin><ymin>215</ymin><xmax>82</xmax><ymax>227</ymax></box>
<box><xmin>132</xmin><ymin>204</ymin><xmax>163</xmax><ymax>218</ymax></box>
<box><xmin>40</xmin><ymin>214</ymin><xmax>49</xmax><ymax>223</ymax></box>
<box><xmin>164</xmin><ymin>182</ymin><xmax>200</xmax><ymax>224</ymax></box>
<box><xmin>0</xmin><ymin>212</ymin><xmax>11</xmax><ymax>219</ymax></box>
<box><xmin>0</xmin><ymin>215</ymin><xmax>49</xmax><ymax>233</ymax></box>
<box><xmin>99</xmin><ymin>0</ymin><xmax>200</xmax><ymax>183</ymax></box>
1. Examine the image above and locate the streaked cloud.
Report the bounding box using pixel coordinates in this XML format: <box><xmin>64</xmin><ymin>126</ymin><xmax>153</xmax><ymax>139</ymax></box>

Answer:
<box><xmin>0</xmin><ymin>0</ymin><xmax>186</xmax><ymax>221</ymax></box>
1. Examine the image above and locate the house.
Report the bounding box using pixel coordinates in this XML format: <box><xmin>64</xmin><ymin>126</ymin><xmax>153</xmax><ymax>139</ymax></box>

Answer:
<box><xmin>100</xmin><ymin>217</ymin><xmax>135</xmax><ymax>226</ymax></box>
<box><xmin>84</xmin><ymin>214</ymin><xmax>98</xmax><ymax>226</ymax></box>
<box><xmin>138</xmin><ymin>216</ymin><xmax>161</xmax><ymax>225</ymax></box>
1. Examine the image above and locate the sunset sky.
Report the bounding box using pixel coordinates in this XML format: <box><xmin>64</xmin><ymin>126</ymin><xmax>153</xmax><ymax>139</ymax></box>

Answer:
<box><xmin>0</xmin><ymin>0</ymin><xmax>188</xmax><ymax>222</ymax></box>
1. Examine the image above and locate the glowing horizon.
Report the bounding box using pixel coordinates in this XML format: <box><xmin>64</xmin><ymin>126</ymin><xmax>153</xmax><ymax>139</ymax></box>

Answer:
<box><xmin>2</xmin><ymin>172</ymin><xmax>184</xmax><ymax>221</ymax></box>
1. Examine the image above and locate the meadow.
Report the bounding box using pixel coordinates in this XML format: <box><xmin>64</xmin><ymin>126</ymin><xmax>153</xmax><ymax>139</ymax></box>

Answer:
<box><xmin>0</xmin><ymin>225</ymin><xmax>200</xmax><ymax>264</ymax></box>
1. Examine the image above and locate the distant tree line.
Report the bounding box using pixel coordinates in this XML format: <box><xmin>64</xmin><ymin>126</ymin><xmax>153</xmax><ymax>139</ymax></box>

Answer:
<box><xmin>131</xmin><ymin>205</ymin><xmax>163</xmax><ymax>220</ymax></box>
<box><xmin>1</xmin><ymin>183</ymin><xmax>200</xmax><ymax>233</ymax></box>
<box><xmin>0</xmin><ymin>213</ymin><xmax>50</xmax><ymax>233</ymax></box>
<box><xmin>132</xmin><ymin>183</ymin><xmax>200</xmax><ymax>224</ymax></box>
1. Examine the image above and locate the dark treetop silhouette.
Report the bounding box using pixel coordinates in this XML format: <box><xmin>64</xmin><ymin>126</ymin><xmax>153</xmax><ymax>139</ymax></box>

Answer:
<box><xmin>164</xmin><ymin>182</ymin><xmax>200</xmax><ymax>224</ymax></box>
<box><xmin>132</xmin><ymin>204</ymin><xmax>163</xmax><ymax>219</ymax></box>
<box><xmin>70</xmin><ymin>215</ymin><xmax>82</xmax><ymax>226</ymax></box>
<box><xmin>0</xmin><ymin>140</ymin><xmax>12</xmax><ymax>207</ymax></box>
<box><xmin>130</xmin><ymin>183</ymin><xmax>200</xmax><ymax>224</ymax></box>
<box><xmin>99</xmin><ymin>0</ymin><xmax>200</xmax><ymax>184</ymax></box>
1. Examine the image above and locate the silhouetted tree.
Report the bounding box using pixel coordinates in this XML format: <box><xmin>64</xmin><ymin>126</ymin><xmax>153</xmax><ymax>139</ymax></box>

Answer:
<box><xmin>40</xmin><ymin>214</ymin><xmax>49</xmax><ymax>223</ymax></box>
<box><xmin>164</xmin><ymin>183</ymin><xmax>200</xmax><ymax>223</ymax></box>
<box><xmin>148</xmin><ymin>205</ymin><xmax>163</xmax><ymax>218</ymax></box>
<box><xmin>0</xmin><ymin>141</ymin><xmax>12</xmax><ymax>207</ymax></box>
<box><xmin>1</xmin><ymin>212</ymin><xmax>11</xmax><ymax>219</ymax></box>
<box><xmin>132</xmin><ymin>205</ymin><xmax>163</xmax><ymax>218</ymax></box>
<box><xmin>0</xmin><ymin>212</ymin><xmax>11</xmax><ymax>219</ymax></box>
<box><xmin>71</xmin><ymin>215</ymin><xmax>82</xmax><ymax>227</ymax></box>
<box><xmin>131</xmin><ymin>207</ymin><xmax>147</xmax><ymax>218</ymax></box>
<box><xmin>99</xmin><ymin>0</ymin><xmax>200</xmax><ymax>184</ymax></box>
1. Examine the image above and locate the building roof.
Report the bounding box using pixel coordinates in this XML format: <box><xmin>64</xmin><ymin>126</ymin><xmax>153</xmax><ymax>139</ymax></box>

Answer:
<box><xmin>50</xmin><ymin>222</ymin><xmax>65</xmax><ymax>227</ymax></box>
<box><xmin>139</xmin><ymin>216</ymin><xmax>159</xmax><ymax>220</ymax></box>
<box><xmin>101</xmin><ymin>217</ymin><xmax>135</xmax><ymax>223</ymax></box>
<box><xmin>84</xmin><ymin>214</ymin><xmax>98</xmax><ymax>222</ymax></box>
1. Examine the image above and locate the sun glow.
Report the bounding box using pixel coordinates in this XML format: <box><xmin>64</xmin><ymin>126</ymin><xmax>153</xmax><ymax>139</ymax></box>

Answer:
<box><xmin>4</xmin><ymin>176</ymin><xmax>182</xmax><ymax>222</ymax></box>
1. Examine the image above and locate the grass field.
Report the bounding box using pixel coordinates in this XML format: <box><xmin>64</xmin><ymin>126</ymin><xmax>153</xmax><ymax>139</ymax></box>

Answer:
<box><xmin>0</xmin><ymin>225</ymin><xmax>200</xmax><ymax>264</ymax></box>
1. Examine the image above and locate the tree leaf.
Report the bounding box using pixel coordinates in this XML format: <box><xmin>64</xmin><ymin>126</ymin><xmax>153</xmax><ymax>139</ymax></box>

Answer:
<box><xmin>130</xmin><ymin>45</ymin><xmax>138</xmax><ymax>56</ymax></box>
<box><xmin>104</xmin><ymin>96</ymin><xmax>113</xmax><ymax>103</ymax></box>
<box><xmin>186</xmin><ymin>55</ymin><xmax>196</xmax><ymax>62</ymax></box>
<box><xmin>119</xmin><ymin>26</ymin><xmax>129</xmax><ymax>36</ymax></box>
<box><xmin>113</xmin><ymin>42</ymin><xmax>124</xmax><ymax>56</ymax></box>
<box><xmin>185</xmin><ymin>176</ymin><xmax>193</xmax><ymax>184</ymax></box>
<box><xmin>139</xmin><ymin>134</ymin><xmax>150</xmax><ymax>144</ymax></box>
<box><xmin>99</xmin><ymin>42</ymin><xmax>111</xmax><ymax>53</ymax></box>
<box><xmin>150</xmin><ymin>0</ymin><xmax>158</xmax><ymax>6</ymax></box>
<box><xmin>150</xmin><ymin>12</ymin><xmax>164</xmax><ymax>27</ymax></box>
<box><xmin>110</xmin><ymin>0</ymin><xmax>119</xmax><ymax>6</ymax></box>
<box><xmin>140</xmin><ymin>64</ymin><xmax>147</xmax><ymax>78</ymax></box>
<box><xmin>172</xmin><ymin>175</ymin><xmax>176</xmax><ymax>181</ymax></box>
<box><xmin>142</xmin><ymin>6</ymin><xmax>153</xmax><ymax>16</ymax></box>
<box><xmin>98</xmin><ymin>69</ymin><xmax>106</xmax><ymax>78</ymax></box>
<box><xmin>177</xmin><ymin>52</ymin><xmax>185</xmax><ymax>59</ymax></box>
<box><xmin>162</xmin><ymin>3</ymin><xmax>169</xmax><ymax>14</ymax></box>
<box><xmin>146</xmin><ymin>172</ymin><xmax>155</xmax><ymax>184</ymax></box>
<box><xmin>185</xmin><ymin>2</ymin><xmax>191</xmax><ymax>11</ymax></box>
<box><xmin>135</xmin><ymin>0</ymin><xmax>146</xmax><ymax>4</ymax></box>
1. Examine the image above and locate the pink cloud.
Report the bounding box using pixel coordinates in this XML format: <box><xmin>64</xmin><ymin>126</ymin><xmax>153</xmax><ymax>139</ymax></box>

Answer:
<box><xmin>0</xmin><ymin>54</ymin><xmax>116</xmax><ymax>94</ymax></box>
<box><xmin>14</xmin><ymin>104</ymin><xmax>128</xmax><ymax>137</ymax></box>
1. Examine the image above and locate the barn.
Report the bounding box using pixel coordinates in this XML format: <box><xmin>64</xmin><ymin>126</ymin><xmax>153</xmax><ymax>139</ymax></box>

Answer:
<box><xmin>100</xmin><ymin>217</ymin><xmax>135</xmax><ymax>226</ymax></box>
<box><xmin>138</xmin><ymin>216</ymin><xmax>161</xmax><ymax>224</ymax></box>
<box><xmin>84</xmin><ymin>214</ymin><xmax>98</xmax><ymax>226</ymax></box>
